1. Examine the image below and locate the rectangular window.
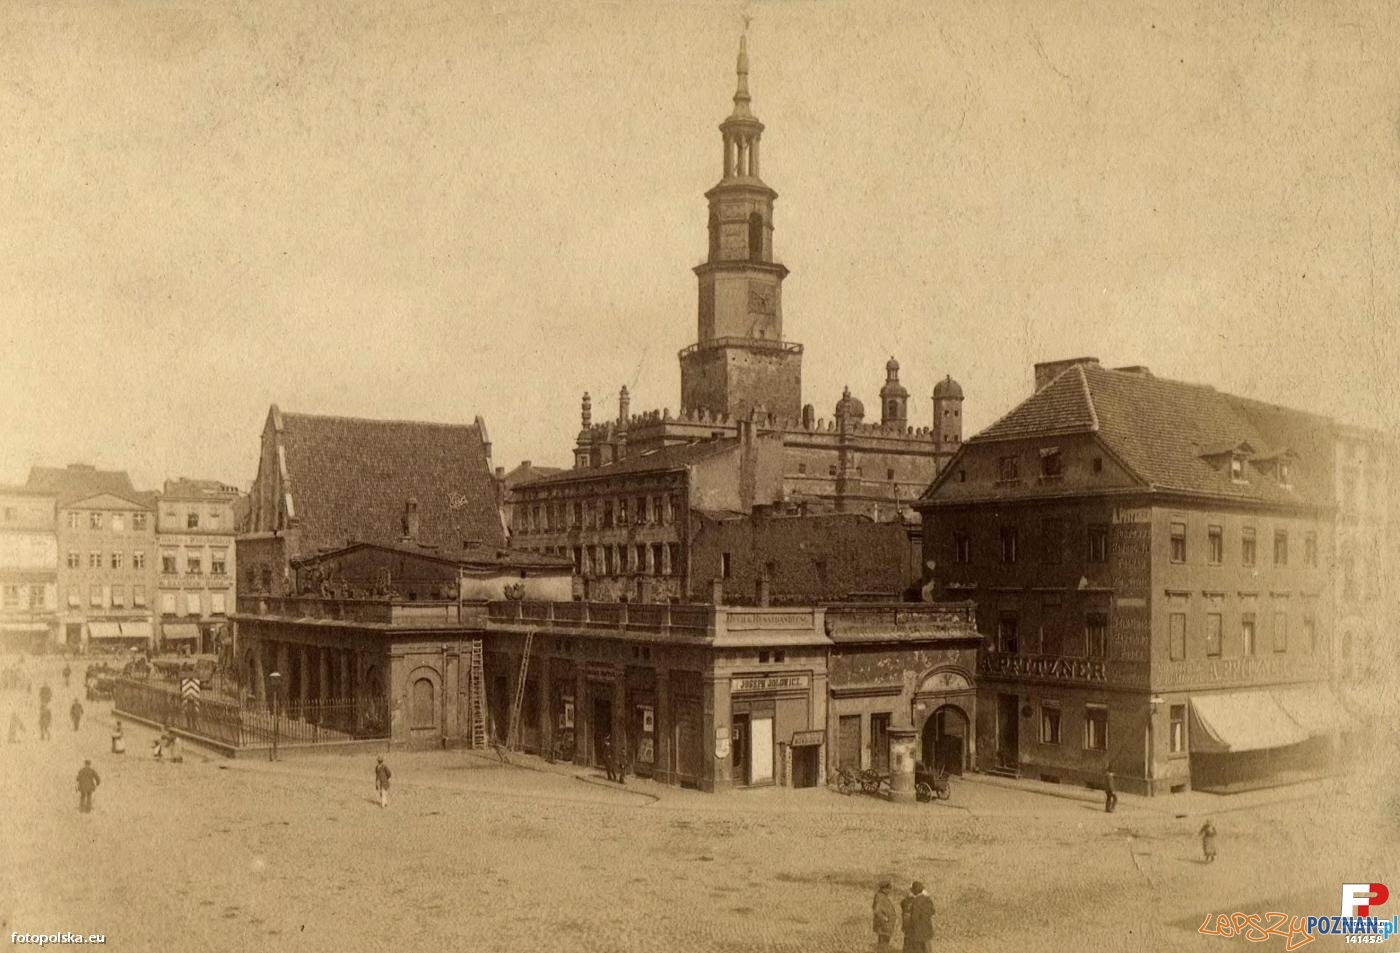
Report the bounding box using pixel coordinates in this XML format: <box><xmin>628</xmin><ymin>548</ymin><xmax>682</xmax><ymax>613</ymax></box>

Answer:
<box><xmin>1086</xmin><ymin>612</ymin><xmax>1108</xmax><ymax>659</ymax></box>
<box><xmin>603</xmin><ymin>546</ymin><xmax>614</xmax><ymax>576</ymax></box>
<box><xmin>110</xmin><ymin>585</ymin><xmax>126</xmax><ymax>608</ymax></box>
<box><xmin>1000</xmin><ymin>526</ymin><xmax>1018</xmax><ymax>563</ymax></box>
<box><xmin>211</xmin><ymin>551</ymin><xmax>227</xmax><ymax>575</ymax></box>
<box><xmin>1304</xmin><ymin>532</ymin><xmax>1317</xmax><ymax>568</ymax></box>
<box><xmin>1041</xmin><ymin>518</ymin><xmax>1062</xmax><ymax>565</ymax></box>
<box><xmin>211</xmin><ymin>592</ymin><xmax>226</xmax><ymax>615</ymax></box>
<box><xmin>209</xmin><ymin>511</ymin><xmax>221</xmax><ymax>531</ymax></box>
<box><xmin>1087</xmin><ymin>524</ymin><xmax>1109</xmax><ymax>563</ymax></box>
<box><xmin>1207</xmin><ymin>525</ymin><xmax>1223</xmax><ymax>565</ymax></box>
<box><xmin>1169</xmin><ymin>521</ymin><xmax>1187</xmax><ymax>563</ymax></box>
<box><xmin>617</xmin><ymin>499</ymin><xmax>628</xmax><ymax>526</ymax></box>
<box><xmin>572</xmin><ymin>502</ymin><xmax>582</xmax><ymax>528</ymax></box>
<box><xmin>572</xmin><ymin>547</ymin><xmax>583</xmax><ymax>574</ymax></box>
<box><xmin>1274</xmin><ymin>530</ymin><xmax>1288</xmax><ymax>566</ymax></box>
<box><xmin>721</xmin><ymin>552</ymin><xmax>731</xmax><ymax>579</ymax></box>
<box><xmin>89</xmin><ymin>551</ymin><xmax>102</xmax><ymax>569</ymax></box>
<box><xmin>89</xmin><ymin>512</ymin><xmax>103</xmax><ymax>530</ymax></box>
<box><xmin>132</xmin><ymin>513</ymin><xmax>147</xmax><ymax>531</ymax></box>
<box><xmin>953</xmin><ymin>532</ymin><xmax>971</xmax><ymax>564</ymax></box>
<box><xmin>67</xmin><ymin>512</ymin><xmax>81</xmax><ymax>529</ymax></box>
<box><xmin>1242</xmin><ymin>527</ymin><xmax>1257</xmax><ymax>566</ymax></box>
<box><xmin>111</xmin><ymin>552</ymin><xmax>123</xmax><ymax>570</ymax></box>
<box><xmin>1230</xmin><ymin>456</ymin><xmax>1246</xmax><ymax>482</ymax></box>
<box><xmin>636</xmin><ymin>497</ymin><xmax>649</xmax><ymax>524</ymax></box>
<box><xmin>133</xmin><ymin>585</ymin><xmax>146</xmax><ymax>608</ymax></box>
<box><xmin>652</xmin><ymin>543</ymin><xmax>664</xmax><ymax>576</ymax></box>
<box><xmin>1272</xmin><ymin>611</ymin><xmax>1287</xmax><ymax>653</ymax></box>
<box><xmin>1039</xmin><ymin>448</ymin><xmax>1063</xmax><ymax>480</ymax></box>
<box><xmin>66</xmin><ymin>551</ymin><xmax>80</xmax><ymax>569</ymax></box>
<box><xmin>667</xmin><ymin>543</ymin><xmax>680</xmax><ymax>577</ymax></box>
<box><xmin>67</xmin><ymin>587</ymin><xmax>80</xmax><ymax>608</ymax></box>
<box><xmin>998</xmin><ymin>456</ymin><xmax>1019</xmax><ymax>482</ymax></box>
<box><xmin>185</xmin><ymin>593</ymin><xmax>201</xmax><ymax>616</ymax></box>
<box><xmin>1039</xmin><ymin>704</ymin><xmax>1061</xmax><ymax>745</ymax></box>
<box><xmin>1169</xmin><ymin>705</ymin><xmax>1186</xmax><ymax>753</ymax></box>
<box><xmin>998</xmin><ymin>612</ymin><xmax>1019</xmax><ymax>654</ymax></box>
<box><xmin>186</xmin><ymin>551</ymin><xmax>202</xmax><ymax>575</ymax></box>
<box><xmin>27</xmin><ymin>584</ymin><xmax>45</xmax><ymax>609</ymax></box>
<box><xmin>1084</xmin><ymin>705</ymin><xmax>1108</xmax><ymax>751</ymax></box>
<box><xmin>161</xmin><ymin>593</ymin><xmax>177</xmax><ymax>616</ymax></box>
<box><xmin>1169</xmin><ymin>613</ymin><xmax>1186</xmax><ymax>661</ymax></box>
<box><xmin>162</xmin><ymin>551</ymin><xmax>177</xmax><ymax>575</ymax></box>
<box><xmin>111</xmin><ymin>514</ymin><xmax>125</xmax><ymax>532</ymax></box>
<box><xmin>89</xmin><ymin>585</ymin><xmax>103</xmax><ymax>608</ymax></box>
<box><xmin>132</xmin><ymin>552</ymin><xmax>146</xmax><ymax>570</ymax></box>
<box><xmin>1205</xmin><ymin>613</ymin><xmax>1223</xmax><ymax>658</ymax></box>
<box><xmin>635</xmin><ymin>543</ymin><xmax>647</xmax><ymax>574</ymax></box>
<box><xmin>1</xmin><ymin>586</ymin><xmax>18</xmax><ymax>609</ymax></box>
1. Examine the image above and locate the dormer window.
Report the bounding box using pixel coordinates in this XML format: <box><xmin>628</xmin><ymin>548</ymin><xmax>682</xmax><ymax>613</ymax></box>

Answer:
<box><xmin>1230</xmin><ymin>456</ymin><xmax>1247</xmax><ymax>483</ymax></box>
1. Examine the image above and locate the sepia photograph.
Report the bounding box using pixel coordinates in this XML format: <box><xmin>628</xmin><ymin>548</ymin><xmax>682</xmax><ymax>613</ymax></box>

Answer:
<box><xmin>1</xmin><ymin>2</ymin><xmax>1397</xmax><ymax>950</ymax></box>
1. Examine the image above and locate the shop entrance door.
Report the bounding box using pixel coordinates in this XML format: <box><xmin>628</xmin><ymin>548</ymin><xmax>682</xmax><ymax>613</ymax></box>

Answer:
<box><xmin>749</xmin><ymin>715</ymin><xmax>774</xmax><ymax>784</ymax></box>
<box><xmin>591</xmin><ymin>695</ymin><xmax>613</xmax><ymax>769</ymax></box>
<box><xmin>996</xmin><ymin>693</ymin><xmax>1019</xmax><ymax>769</ymax></box>
<box><xmin>732</xmin><ymin>713</ymin><xmax>749</xmax><ymax>783</ymax></box>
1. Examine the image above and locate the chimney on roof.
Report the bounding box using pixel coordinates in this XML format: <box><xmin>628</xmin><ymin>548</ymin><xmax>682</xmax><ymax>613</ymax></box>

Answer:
<box><xmin>618</xmin><ymin>386</ymin><xmax>630</xmax><ymax>428</ymax></box>
<box><xmin>495</xmin><ymin>466</ymin><xmax>504</xmax><ymax>480</ymax></box>
<box><xmin>1034</xmin><ymin>357</ymin><xmax>1100</xmax><ymax>392</ymax></box>
<box><xmin>401</xmin><ymin>498</ymin><xmax>420</xmax><ymax>542</ymax></box>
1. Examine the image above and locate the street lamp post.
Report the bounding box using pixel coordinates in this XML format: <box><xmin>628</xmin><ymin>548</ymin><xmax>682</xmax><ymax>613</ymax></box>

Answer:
<box><xmin>268</xmin><ymin>671</ymin><xmax>282</xmax><ymax>762</ymax></box>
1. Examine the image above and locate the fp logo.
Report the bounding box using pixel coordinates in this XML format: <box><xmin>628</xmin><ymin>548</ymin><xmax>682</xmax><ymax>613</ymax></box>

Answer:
<box><xmin>1341</xmin><ymin>883</ymin><xmax>1389</xmax><ymax>917</ymax></box>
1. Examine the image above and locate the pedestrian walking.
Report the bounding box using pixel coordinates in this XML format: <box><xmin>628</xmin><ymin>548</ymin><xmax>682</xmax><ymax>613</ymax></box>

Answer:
<box><xmin>872</xmin><ymin>879</ymin><xmax>899</xmax><ymax>949</ymax></box>
<box><xmin>38</xmin><ymin>682</ymin><xmax>52</xmax><ymax>707</ymax></box>
<box><xmin>1103</xmin><ymin>770</ymin><xmax>1118</xmax><ymax>813</ymax></box>
<box><xmin>110</xmin><ymin>719</ymin><xmax>126</xmax><ymax>754</ymax></box>
<box><xmin>38</xmin><ymin>704</ymin><xmax>52</xmax><ymax>740</ymax></box>
<box><xmin>7</xmin><ymin>709</ymin><xmax>23</xmax><ymax>743</ymax></box>
<box><xmin>900</xmin><ymin>881</ymin><xmax>935</xmax><ymax>953</ymax></box>
<box><xmin>76</xmin><ymin>759</ymin><xmax>101</xmax><ymax>813</ymax></box>
<box><xmin>70</xmin><ymin>699</ymin><xmax>83</xmax><ymax>732</ymax></box>
<box><xmin>1199</xmin><ymin>819</ymin><xmax>1218</xmax><ymax>863</ymax></box>
<box><xmin>614</xmin><ymin>730</ymin><xmax>628</xmax><ymax>785</ymax></box>
<box><xmin>602</xmin><ymin>733</ymin><xmax>616</xmax><ymax>782</ymax></box>
<box><xmin>374</xmin><ymin>756</ymin><xmax>392</xmax><ymax>808</ymax></box>
<box><xmin>62</xmin><ymin>664</ymin><xmax>72</xmax><ymax>688</ymax></box>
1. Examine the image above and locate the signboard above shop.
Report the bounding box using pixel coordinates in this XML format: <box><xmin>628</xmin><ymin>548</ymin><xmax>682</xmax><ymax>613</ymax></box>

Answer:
<box><xmin>731</xmin><ymin>674</ymin><xmax>810</xmax><ymax>694</ymax></box>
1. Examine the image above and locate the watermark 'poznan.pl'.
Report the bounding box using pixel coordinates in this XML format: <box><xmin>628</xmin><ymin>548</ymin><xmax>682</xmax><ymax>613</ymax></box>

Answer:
<box><xmin>10</xmin><ymin>933</ymin><xmax>106</xmax><ymax>946</ymax></box>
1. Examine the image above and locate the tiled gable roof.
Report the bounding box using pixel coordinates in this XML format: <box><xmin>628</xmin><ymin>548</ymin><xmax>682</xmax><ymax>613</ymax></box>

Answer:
<box><xmin>274</xmin><ymin>410</ymin><xmax>506</xmax><ymax>553</ymax></box>
<box><xmin>25</xmin><ymin>465</ymin><xmax>140</xmax><ymax>505</ymax></box>
<box><xmin>520</xmin><ymin>439</ymin><xmax>741</xmax><ymax>489</ymax></box>
<box><xmin>953</xmin><ymin>364</ymin><xmax>1333</xmax><ymax>507</ymax></box>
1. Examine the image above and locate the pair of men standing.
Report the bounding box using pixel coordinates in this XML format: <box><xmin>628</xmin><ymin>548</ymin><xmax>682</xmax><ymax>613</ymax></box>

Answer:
<box><xmin>873</xmin><ymin>880</ymin><xmax>934</xmax><ymax>952</ymax></box>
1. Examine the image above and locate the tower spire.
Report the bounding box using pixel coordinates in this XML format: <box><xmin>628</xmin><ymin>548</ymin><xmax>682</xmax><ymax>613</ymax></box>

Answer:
<box><xmin>732</xmin><ymin>33</ymin><xmax>752</xmax><ymax>118</ymax></box>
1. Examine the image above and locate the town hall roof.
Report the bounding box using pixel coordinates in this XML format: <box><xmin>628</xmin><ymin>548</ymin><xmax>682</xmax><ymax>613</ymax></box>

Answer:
<box><xmin>520</xmin><ymin>438</ymin><xmax>742</xmax><ymax>489</ymax></box>
<box><xmin>263</xmin><ymin>407</ymin><xmax>506</xmax><ymax>553</ymax></box>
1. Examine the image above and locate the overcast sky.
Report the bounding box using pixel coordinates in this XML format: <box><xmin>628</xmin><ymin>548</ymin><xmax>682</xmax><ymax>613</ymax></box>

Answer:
<box><xmin>2</xmin><ymin>0</ymin><xmax>1397</xmax><ymax>491</ymax></box>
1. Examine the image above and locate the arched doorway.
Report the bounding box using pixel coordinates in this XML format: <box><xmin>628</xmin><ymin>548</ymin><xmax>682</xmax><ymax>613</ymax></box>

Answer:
<box><xmin>922</xmin><ymin>704</ymin><xmax>970</xmax><ymax>776</ymax></box>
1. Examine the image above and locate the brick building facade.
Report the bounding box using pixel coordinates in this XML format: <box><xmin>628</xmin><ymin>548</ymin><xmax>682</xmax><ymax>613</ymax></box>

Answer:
<box><xmin>917</xmin><ymin>359</ymin><xmax>1344</xmax><ymax>794</ymax></box>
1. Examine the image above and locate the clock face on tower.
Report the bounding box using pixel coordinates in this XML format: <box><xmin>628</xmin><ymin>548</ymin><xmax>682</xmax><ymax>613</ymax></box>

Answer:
<box><xmin>747</xmin><ymin>286</ymin><xmax>775</xmax><ymax>315</ymax></box>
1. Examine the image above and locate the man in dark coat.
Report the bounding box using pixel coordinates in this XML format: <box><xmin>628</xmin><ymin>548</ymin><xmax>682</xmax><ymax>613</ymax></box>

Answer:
<box><xmin>1104</xmin><ymin>770</ymin><xmax>1118</xmax><ymax>813</ymax></box>
<box><xmin>901</xmin><ymin>881</ymin><xmax>935</xmax><ymax>953</ymax></box>
<box><xmin>601</xmin><ymin>733</ymin><xmax>616</xmax><ymax>782</ymax></box>
<box><xmin>872</xmin><ymin>879</ymin><xmax>899</xmax><ymax>949</ymax></box>
<box><xmin>38</xmin><ymin>704</ymin><xmax>52</xmax><ymax>740</ymax></box>
<box><xmin>70</xmin><ymin>699</ymin><xmax>83</xmax><ymax>732</ymax></box>
<box><xmin>76</xmin><ymin>760</ymin><xmax>100</xmax><ymax>813</ymax></box>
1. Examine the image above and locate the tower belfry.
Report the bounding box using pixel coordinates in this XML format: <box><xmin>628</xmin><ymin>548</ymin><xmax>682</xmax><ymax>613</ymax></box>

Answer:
<box><xmin>680</xmin><ymin>34</ymin><xmax>803</xmax><ymax>423</ymax></box>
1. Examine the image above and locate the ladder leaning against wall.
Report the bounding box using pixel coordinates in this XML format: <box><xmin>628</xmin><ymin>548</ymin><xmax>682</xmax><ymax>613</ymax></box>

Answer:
<box><xmin>467</xmin><ymin>638</ymin><xmax>488</xmax><ymax>751</ymax></box>
<box><xmin>505</xmin><ymin>630</ymin><xmax>534</xmax><ymax>753</ymax></box>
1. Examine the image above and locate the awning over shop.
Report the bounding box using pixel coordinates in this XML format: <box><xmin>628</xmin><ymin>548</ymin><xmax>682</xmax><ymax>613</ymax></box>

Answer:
<box><xmin>161</xmin><ymin>623</ymin><xmax>200</xmax><ymax>641</ymax></box>
<box><xmin>0</xmin><ymin>623</ymin><xmax>49</xmax><ymax>635</ymax></box>
<box><xmin>1273</xmin><ymin>685</ymin><xmax>1357</xmax><ymax>736</ymax></box>
<box><xmin>87</xmin><ymin>622</ymin><xmax>124</xmax><ymax>640</ymax></box>
<box><xmin>1189</xmin><ymin>691</ymin><xmax>1310</xmax><ymax>754</ymax></box>
<box><xmin>119</xmin><ymin>622</ymin><xmax>153</xmax><ymax>641</ymax></box>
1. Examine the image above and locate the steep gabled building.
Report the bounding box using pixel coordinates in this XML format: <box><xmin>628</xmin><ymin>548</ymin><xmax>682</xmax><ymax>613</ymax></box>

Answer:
<box><xmin>239</xmin><ymin>406</ymin><xmax>507</xmax><ymax>597</ymax></box>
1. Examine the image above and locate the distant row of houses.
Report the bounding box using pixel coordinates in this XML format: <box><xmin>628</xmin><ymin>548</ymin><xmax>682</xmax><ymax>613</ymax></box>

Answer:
<box><xmin>0</xmin><ymin>467</ymin><xmax>241</xmax><ymax>655</ymax></box>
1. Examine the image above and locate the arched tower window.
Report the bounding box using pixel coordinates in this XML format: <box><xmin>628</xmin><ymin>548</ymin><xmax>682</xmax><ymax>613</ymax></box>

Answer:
<box><xmin>748</xmin><ymin>212</ymin><xmax>763</xmax><ymax>263</ymax></box>
<box><xmin>709</xmin><ymin>211</ymin><xmax>720</xmax><ymax>261</ymax></box>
